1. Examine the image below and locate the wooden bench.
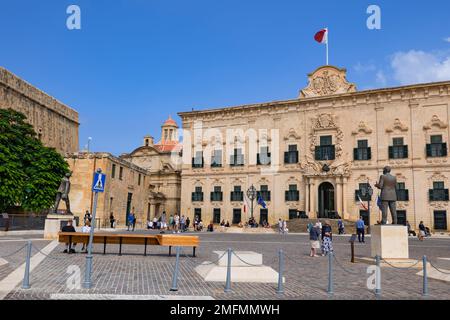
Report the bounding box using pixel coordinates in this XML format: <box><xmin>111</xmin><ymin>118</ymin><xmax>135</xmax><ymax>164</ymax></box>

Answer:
<box><xmin>58</xmin><ymin>232</ymin><xmax>199</xmax><ymax>257</ymax></box>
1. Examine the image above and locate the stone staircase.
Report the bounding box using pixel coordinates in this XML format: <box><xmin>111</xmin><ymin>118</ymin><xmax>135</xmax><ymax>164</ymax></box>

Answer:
<box><xmin>283</xmin><ymin>218</ymin><xmax>357</xmax><ymax>234</ymax></box>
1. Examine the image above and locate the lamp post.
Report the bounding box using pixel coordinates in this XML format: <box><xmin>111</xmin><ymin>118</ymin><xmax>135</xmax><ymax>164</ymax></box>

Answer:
<box><xmin>361</xmin><ymin>181</ymin><xmax>373</xmax><ymax>227</ymax></box>
<box><xmin>246</xmin><ymin>185</ymin><xmax>257</xmax><ymax>220</ymax></box>
<box><xmin>87</xmin><ymin>137</ymin><xmax>92</xmax><ymax>153</ymax></box>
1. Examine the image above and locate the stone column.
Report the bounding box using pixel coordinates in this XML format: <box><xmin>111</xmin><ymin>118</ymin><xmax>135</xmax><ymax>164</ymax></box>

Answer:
<box><xmin>342</xmin><ymin>178</ymin><xmax>348</xmax><ymax>220</ymax></box>
<box><xmin>309</xmin><ymin>179</ymin><xmax>316</xmax><ymax>218</ymax></box>
<box><xmin>150</xmin><ymin>203</ymin><xmax>156</xmax><ymax>219</ymax></box>
<box><xmin>305</xmin><ymin>178</ymin><xmax>310</xmax><ymax>214</ymax></box>
<box><xmin>336</xmin><ymin>178</ymin><xmax>343</xmax><ymax>217</ymax></box>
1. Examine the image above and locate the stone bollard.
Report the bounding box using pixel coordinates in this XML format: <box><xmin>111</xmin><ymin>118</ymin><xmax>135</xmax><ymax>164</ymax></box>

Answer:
<box><xmin>422</xmin><ymin>255</ymin><xmax>429</xmax><ymax>297</ymax></box>
<box><xmin>375</xmin><ymin>255</ymin><xmax>381</xmax><ymax>297</ymax></box>
<box><xmin>276</xmin><ymin>249</ymin><xmax>284</xmax><ymax>294</ymax></box>
<box><xmin>22</xmin><ymin>240</ymin><xmax>32</xmax><ymax>289</ymax></box>
<box><xmin>327</xmin><ymin>252</ymin><xmax>334</xmax><ymax>296</ymax></box>
<box><xmin>224</xmin><ymin>248</ymin><xmax>232</xmax><ymax>293</ymax></box>
<box><xmin>170</xmin><ymin>246</ymin><xmax>181</xmax><ymax>292</ymax></box>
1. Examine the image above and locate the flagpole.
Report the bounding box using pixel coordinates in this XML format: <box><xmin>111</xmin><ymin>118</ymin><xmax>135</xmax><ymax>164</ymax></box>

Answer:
<box><xmin>326</xmin><ymin>27</ymin><xmax>329</xmax><ymax>65</ymax></box>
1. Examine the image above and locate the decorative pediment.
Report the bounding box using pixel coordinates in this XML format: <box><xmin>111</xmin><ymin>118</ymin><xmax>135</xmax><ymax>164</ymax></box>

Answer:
<box><xmin>423</xmin><ymin>115</ymin><xmax>448</xmax><ymax>130</ymax></box>
<box><xmin>312</xmin><ymin>113</ymin><xmax>338</xmax><ymax>131</ymax></box>
<box><xmin>283</xmin><ymin>128</ymin><xmax>301</xmax><ymax>141</ymax></box>
<box><xmin>352</xmin><ymin>121</ymin><xmax>373</xmax><ymax>135</ymax></box>
<box><xmin>257</xmin><ymin>177</ymin><xmax>270</xmax><ymax>186</ymax></box>
<box><xmin>300</xmin><ymin>66</ymin><xmax>357</xmax><ymax>98</ymax></box>
<box><xmin>386</xmin><ymin>118</ymin><xmax>408</xmax><ymax>133</ymax></box>
<box><xmin>257</xmin><ymin>131</ymin><xmax>273</xmax><ymax>143</ymax></box>
<box><xmin>428</xmin><ymin>172</ymin><xmax>448</xmax><ymax>185</ymax></box>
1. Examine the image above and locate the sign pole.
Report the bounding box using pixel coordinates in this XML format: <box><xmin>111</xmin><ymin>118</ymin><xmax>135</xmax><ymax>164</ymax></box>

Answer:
<box><xmin>83</xmin><ymin>168</ymin><xmax>105</xmax><ymax>289</ymax></box>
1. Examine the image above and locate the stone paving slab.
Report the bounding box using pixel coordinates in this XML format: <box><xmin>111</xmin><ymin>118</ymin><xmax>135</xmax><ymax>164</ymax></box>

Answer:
<box><xmin>1</xmin><ymin>233</ymin><xmax>449</xmax><ymax>300</ymax></box>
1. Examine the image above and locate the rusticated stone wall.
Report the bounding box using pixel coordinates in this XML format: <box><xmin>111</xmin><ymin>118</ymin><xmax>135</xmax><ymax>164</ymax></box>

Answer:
<box><xmin>0</xmin><ymin>67</ymin><xmax>79</xmax><ymax>154</ymax></box>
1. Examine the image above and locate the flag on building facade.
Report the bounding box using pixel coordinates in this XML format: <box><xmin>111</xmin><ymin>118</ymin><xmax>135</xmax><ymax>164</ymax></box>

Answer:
<box><xmin>257</xmin><ymin>194</ymin><xmax>267</xmax><ymax>209</ymax></box>
<box><xmin>358</xmin><ymin>195</ymin><xmax>368</xmax><ymax>210</ymax></box>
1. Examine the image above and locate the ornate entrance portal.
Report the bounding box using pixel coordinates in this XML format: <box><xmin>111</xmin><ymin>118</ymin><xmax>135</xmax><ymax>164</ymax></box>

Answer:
<box><xmin>318</xmin><ymin>182</ymin><xmax>335</xmax><ymax>219</ymax></box>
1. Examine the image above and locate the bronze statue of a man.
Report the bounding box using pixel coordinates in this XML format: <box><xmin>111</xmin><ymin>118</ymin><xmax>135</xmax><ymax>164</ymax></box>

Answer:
<box><xmin>53</xmin><ymin>172</ymin><xmax>72</xmax><ymax>215</ymax></box>
<box><xmin>375</xmin><ymin>166</ymin><xmax>397</xmax><ymax>225</ymax></box>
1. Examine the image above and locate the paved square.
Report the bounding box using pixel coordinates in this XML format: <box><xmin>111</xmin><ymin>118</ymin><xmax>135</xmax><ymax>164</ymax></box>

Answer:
<box><xmin>1</xmin><ymin>232</ymin><xmax>450</xmax><ymax>300</ymax></box>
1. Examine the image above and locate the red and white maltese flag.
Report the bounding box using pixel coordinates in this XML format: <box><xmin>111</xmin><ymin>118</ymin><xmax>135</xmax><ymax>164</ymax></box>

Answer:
<box><xmin>314</xmin><ymin>28</ymin><xmax>328</xmax><ymax>44</ymax></box>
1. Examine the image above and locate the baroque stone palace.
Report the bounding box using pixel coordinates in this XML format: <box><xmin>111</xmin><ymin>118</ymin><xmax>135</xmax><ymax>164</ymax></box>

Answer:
<box><xmin>178</xmin><ymin>65</ymin><xmax>450</xmax><ymax>231</ymax></box>
<box><xmin>0</xmin><ymin>67</ymin><xmax>79</xmax><ymax>154</ymax></box>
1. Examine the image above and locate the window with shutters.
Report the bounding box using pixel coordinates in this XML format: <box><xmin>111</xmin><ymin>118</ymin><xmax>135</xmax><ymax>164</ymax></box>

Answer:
<box><xmin>192</xmin><ymin>186</ymin><xmax>204</xmax><ymax>202</ymax></box>
<box><xmin>210</xmin><ymin>186</ymin><xmax>223</xmax><ymax>201</ymax></box>
<box><xmin>285</xmin><ymin>184</ymin><xmax>300</xmax><ymax>201</ymax></box>
<box><xmin>192</xmin><ymin>151</ymin><xmax>204</xmax><ymax>168</ymax></box>
<box><xmin>396</xmin><ymin>183</ymin><xmax>409</xmax><ymax>201</ymax></box>
<box><xmin>230</xmin><ymin>186</ymin><xmax>244</xmax><ymax>201</ymax></box>
<box><xmin>389</xmin><ymin>137</ymin><xmax>408</xmax><ymax>159</ymax></box>
<box><xmin>257</xmin><ymin>185</ymin><xmax>271</xmax><ymax>201</ymax></box>
<box><xmin>230</xmin><ymin>148</ymin><xmax>244</xmax><ymax>166</ymax></box>
<box><xmin>354</xmin><ymin>139</ymin><xmax>371</xmax><ymax>161</ymax></box>
<box><xmin>284</xmin><ymin>145</ymin><xmax>298</xmax><ymax>164</ymax></box>
<box><xmin>257</xmin><ymin>146</ymin><xmax>271</xmax><ymax>165</ymax></box>
<box><xmin>315</xmin><ymin>135</ymin><xmax>335</xmax><ymax>160</ymax></box>
<box><xmin>426</xmin><ymin>135</ymin><xmax>447</xmax><ymax>157</ymax></box>
<box><xmin>429</xmin><ymin>181</ymin><xmax>449</xmax><ymax>201</ymax></box>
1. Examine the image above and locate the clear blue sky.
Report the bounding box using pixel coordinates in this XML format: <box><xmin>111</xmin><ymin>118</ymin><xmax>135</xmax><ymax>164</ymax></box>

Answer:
<box><xmin>1</xmin><ymin>0</ymin><xmax>449</xmax><ymax>155</ymax></box>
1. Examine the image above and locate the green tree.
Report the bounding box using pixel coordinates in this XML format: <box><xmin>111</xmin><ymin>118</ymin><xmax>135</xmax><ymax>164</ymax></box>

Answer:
<box><xmin>0</xmin><ymin>108</ymin><xmax>69</xmax><ymax>212</ymax></box>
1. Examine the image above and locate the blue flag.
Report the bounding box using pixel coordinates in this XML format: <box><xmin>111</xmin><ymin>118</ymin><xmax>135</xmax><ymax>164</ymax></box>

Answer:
<box><xmin>257</xmin><ymin>194</ymin><xmax>267</xmax><ymax>209</ymax></box>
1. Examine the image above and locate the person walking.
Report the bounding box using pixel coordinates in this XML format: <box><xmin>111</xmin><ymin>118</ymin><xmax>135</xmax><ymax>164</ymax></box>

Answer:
<box><xmin>337</xmin><ymin>219</ymin><xmax>345</xmax><ymax>235</ymax></box>
<box><xmin>278</xmin><ymin>219</ymin><xmax>283</xmax><ymax>234</ymax></box>
<box><xmin>109</xmin><ymin>213</ymin><xmax>115</xmax><ymax>229</ymax></box>
<box><xmin>356</xmin><ymin>217</ymin><xmax>365</xmax><ymax>243</ymax></box>
<box><xmin>180</xmin><ymin>215</ymin><xmax>186</xmax><ymax>232</ymax></box>
<box><xmin>174</xmin><ymin>213</ymin><xmax>180</xmax><ymax>233</ymax></box>
<box><xmin>418</xmin><ymin>221</ymin><xmax>426</xmax><ymax>241</ymax></box>
<box><xmin>2</xmin><ymin>213</ymin><xmax>10</xmax><ymax>232</ymax></box>
<box><xmin>309</xmin><ymin>222</ymin><xmax>321</xmax><ymax>257</ymax></box>
<box><xmin>127</xmin><ymin>211</ymin><xmax>134</xmax><ymax>231</ymax></box>
<box><xmin>169</xmin><ymin>214</ymin><xmax>174</xmax><ymax>231</ymax></box>
<box><xmin>185</xmin><ymin>216</ymin><xmax>190</xmax><ymax>231</ymax></box>
<box><xmin>321</xmin><ymin>221</ymin><xmax>333</xmax><ymax>256</ymax></box>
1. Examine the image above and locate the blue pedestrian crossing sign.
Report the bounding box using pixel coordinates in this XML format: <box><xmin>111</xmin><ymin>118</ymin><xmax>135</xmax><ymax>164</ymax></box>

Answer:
<box><xmin>92</xmin><ymin>172</ymin><xmax>106</xmax><ymax>192</ymax></box>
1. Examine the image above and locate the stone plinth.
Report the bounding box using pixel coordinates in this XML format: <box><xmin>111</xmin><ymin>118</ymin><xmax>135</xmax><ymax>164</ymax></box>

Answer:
<box><xmin>44</xmin><ymin>215</ymin><xmax>75</xmax><ymax>240</ymax></box>
<box><xmin>214</xmin><ymin>251</ymin><xmax>263</xmax><ymax>267</ymax></box>
<box><xmin>195</xmin><ymin>251</ymin><xmax>284</xmax><ymax>283</ymax></box>
<box><xmin>371</xmin><ymin>225</ymin><xmax>409</xmax><ymax>259</ymax></box>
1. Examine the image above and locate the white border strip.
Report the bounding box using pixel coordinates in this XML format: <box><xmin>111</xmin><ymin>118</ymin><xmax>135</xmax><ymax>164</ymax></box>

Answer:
<box><xmin>0</xmin><ymin>240</ymin><xmax>59</xmax><ymax>300</ymax></box>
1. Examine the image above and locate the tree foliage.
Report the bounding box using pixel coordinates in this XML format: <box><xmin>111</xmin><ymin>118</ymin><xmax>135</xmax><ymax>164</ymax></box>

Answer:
<box><xmin>0</xmin><ymin>108</ymin><xmax>69</xmax><ymax>212</ymax></box>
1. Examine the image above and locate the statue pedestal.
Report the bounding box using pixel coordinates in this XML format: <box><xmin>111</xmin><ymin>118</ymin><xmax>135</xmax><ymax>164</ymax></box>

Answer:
<box><xmin>371</xmin><ymin>225</ymin><xmax>409</xmax><ymax>259</ymax></box>
<box><xmin>44</xmin><ymin>215</ymin><xmax>75</xmax><ymax>240</ymax></box>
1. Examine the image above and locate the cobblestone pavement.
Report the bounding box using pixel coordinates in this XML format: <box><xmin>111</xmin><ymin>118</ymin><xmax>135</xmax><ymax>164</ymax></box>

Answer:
<box><xmin>1</xmin><ymin>232</ymin><xmax>450</xmax><ymax>300</ymax></box>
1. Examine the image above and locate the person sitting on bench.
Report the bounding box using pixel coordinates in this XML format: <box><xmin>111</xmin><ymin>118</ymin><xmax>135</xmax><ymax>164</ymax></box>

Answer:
<box><xmin>62</xmin><ymin>220</ymin><xmax>77</xmax><ymax>253</ymax></box>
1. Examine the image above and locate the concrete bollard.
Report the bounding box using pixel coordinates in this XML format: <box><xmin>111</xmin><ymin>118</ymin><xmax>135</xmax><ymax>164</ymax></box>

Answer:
<box><xmin>375</xmin><ymin>255</ymin><xmax>381</xmax><ymax>297</ymax></box>
<box><xmin>327</xmin><ymin>252</ymin><xmax>334</xmax><ymax>295</ymax></box>
<box><xmin>22</xmin><ymin>240</ymin><xmax>32</xmax><ymax>289</ymax></box>
<box><xmin>224</xmin><ymin>248</ymin><xmax>232</xmax><ymax>293</ymax></box>
<box><xmin>276</xmin><ymin>249</ymin><xmax>284</xmax><ymax>294</ymax></box>
<box><xmin>170</xmin><ymin>246</ymin><xmax>181</xmax><ymax>291</ymax></box>
<box><xmin>422</xmin><ymin>255</ymin><xmax>429</xmax><ymax>297</ymax></box>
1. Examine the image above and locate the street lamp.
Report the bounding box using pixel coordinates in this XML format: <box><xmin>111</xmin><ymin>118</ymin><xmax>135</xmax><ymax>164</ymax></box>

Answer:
<box><xmin>87</xmin><ymin>137</ymin><xmax>92</xmax><ymax>153</ymax></box>
<box><xmin>246</xmin><ymin>185</ymin><xmax>257</xmax><ymax>220</ymax></box>
<box><xmin>361</xmin><ymin>181</ymin><xmax>373</xmax><ymax>226</ymax></box>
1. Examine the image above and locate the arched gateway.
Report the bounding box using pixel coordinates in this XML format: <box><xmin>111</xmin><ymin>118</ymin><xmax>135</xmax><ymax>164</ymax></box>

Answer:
<box><xmin>318</xmin><ymin>182</ymin><xmax>335</xmax><ymax>219</ymax></box>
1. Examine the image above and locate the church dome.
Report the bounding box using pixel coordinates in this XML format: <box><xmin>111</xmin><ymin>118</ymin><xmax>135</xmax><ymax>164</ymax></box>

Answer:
<box><xmin>163</xmin><ymin>115</ymin><xmax>178</xmax><ymax>127</ymax></box>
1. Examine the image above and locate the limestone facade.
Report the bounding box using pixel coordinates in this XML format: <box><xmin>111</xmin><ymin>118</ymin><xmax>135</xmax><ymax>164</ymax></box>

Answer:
<box><xmin>178</xmin><ymin>66</ymin><xmax>450</xmax><ymax>231</ymax></box>
<box><xmin>0</xmin><ymin>67</ymin><xmax>79</xmax><ymax>154</ymax></box>
<box><xmin>65</xmin><ymin>117</ymin><xmax>182</xmax><ymax>227</ymax></box>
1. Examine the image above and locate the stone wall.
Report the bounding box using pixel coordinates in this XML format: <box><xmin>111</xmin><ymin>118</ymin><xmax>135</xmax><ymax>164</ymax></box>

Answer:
<box><xmin>0</xmin><ymin>67</ymin><xmax>79</xmax><ymax>154</ymax></box>
<box><xmin>65</xmin><ymin>152</ymin><xmax>150</xmax><ymax>228</ymax></box>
